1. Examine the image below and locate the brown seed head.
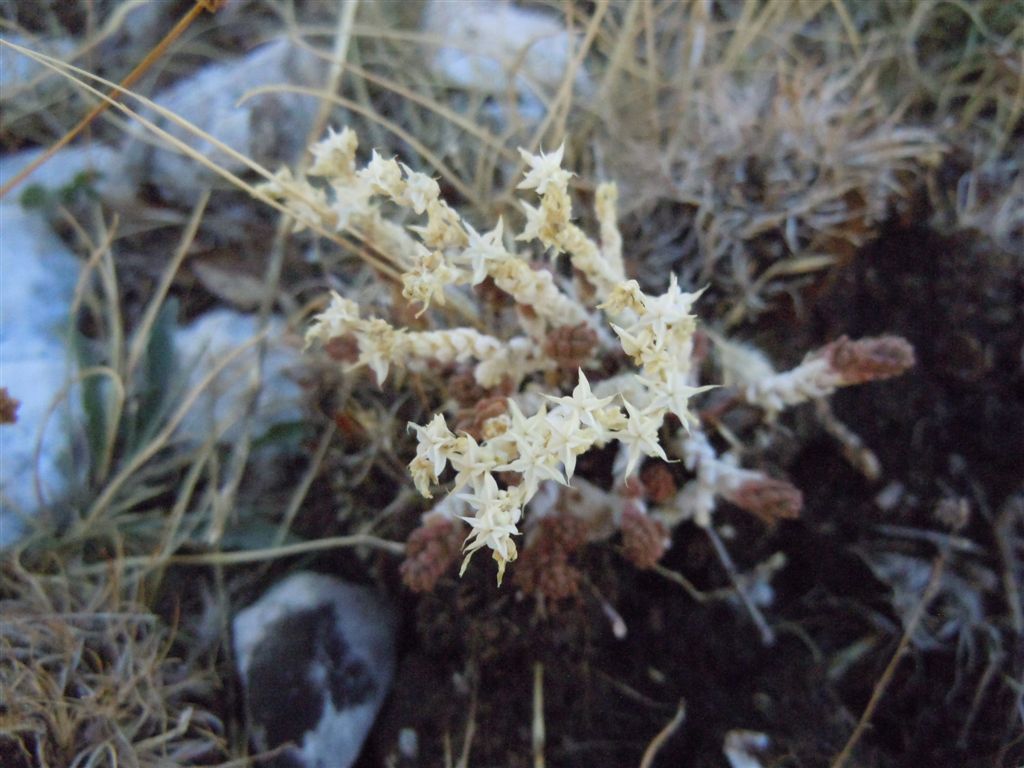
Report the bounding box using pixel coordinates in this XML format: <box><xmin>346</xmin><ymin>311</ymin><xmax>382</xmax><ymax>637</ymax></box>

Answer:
<box><xmin>514</xmin><ymin>516</ymin><xmax>589</xmax><ymax>603</ymax></box>
<box><xmin>544</xmin><ymin>323</ymin><xmax>598</xmax><ymax>371</ymax></box>
<box><xmin>0</xmin><ymin>388</ymin><xmax>19</xmax><ymax>424</ymax></box>
<box><xmin>620</xmin><ymin>505</ymin><xmax>669</xmax><ymax>570</ymax></box>
<box><xmin>448</xmin><ymin>368</ymin><xmax>488</xmax><ymax>407</ymax></box>
<box><xmin>727</xmin><ymin>477</ymin><xmax>803</xmax><ymax>525</ymax></box>
<box><xmin>455</xmin><ymin>395</ymin><xmax>509</xmax><ymax>441</ymax></box>
<box><xmin>400</xmin><ymin>518</ymin><xmax>465</xmax><ymax>593</ymax></box>
<box><xmin>641</xmin><ymin>463</ymin><xmax>677</xmax><ymax>504</ymax></box>
<box><xmin>323</xmin><ymin>333</ymin><xmax>359</xmax><ymax>363</ymax></box>
<box><xmin>822</xmin><ymin>335</ymin><xmax>916</xmax><ymax>385</ymax></box>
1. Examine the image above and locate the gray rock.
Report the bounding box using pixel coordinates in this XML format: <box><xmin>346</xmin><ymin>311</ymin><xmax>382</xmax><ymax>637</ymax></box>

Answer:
<box><xmin>423</xmin><ymin>0</ymin><xmax>592</xmax><ymax>122</ymax></box>
<box><xmin>0</xmin><ymin>202</ymin><xmax>82</xmax><ymax>545</ymax></box>
<box><xmin>172</xmin><ymin>309</ymin><xmax>304</xmax><ymax>445</ymax></box>
<box><xmin>233</xmin><ymin>572</ymin><xmax>397</xmax><ymax>768</ymax></box>
<box><xmin>0</xmin><ymin>144</ymin><xmax>134</xmax><ymax>206</ymax></box>
<box><xmin>125</xmin><ymin>37</ymin><xmax>327</xmax><ymax>205</ymax></box>
<box><xmin>0</xmin><ymin>35</ymin><xmax>75</xmax><ymax>94</ymax></box>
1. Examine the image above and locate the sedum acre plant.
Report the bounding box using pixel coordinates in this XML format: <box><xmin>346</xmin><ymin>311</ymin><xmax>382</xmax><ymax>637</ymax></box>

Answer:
<box><xmin>264</xmin><ymin>128</ymin><xmax>914</xmax><ymax>590</ymax></box>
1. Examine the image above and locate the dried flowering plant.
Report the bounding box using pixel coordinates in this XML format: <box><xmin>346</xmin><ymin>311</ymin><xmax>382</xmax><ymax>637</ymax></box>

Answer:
<box><xmin>268</xmin><ymin>127</ymin><xmax>915</xmax><ymax>589</ymax></box>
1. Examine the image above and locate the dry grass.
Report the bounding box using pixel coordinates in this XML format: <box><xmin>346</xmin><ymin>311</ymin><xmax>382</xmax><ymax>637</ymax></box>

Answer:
<box><xmin>0</xmin><ymin>558</ymin><xmax>227</xmax><ymax>767</ymax></box>
<box><xmin>1</xmin><ymin>0</ymin><xmax>1021</xmax><ymax>765</ymax></box>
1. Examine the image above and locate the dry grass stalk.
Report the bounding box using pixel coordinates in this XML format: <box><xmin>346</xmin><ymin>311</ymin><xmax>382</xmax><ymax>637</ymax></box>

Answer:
<box><xmin>0</xmin><ymin>562</ymin><xmax>226</xmax><ymax>767</ymax></box>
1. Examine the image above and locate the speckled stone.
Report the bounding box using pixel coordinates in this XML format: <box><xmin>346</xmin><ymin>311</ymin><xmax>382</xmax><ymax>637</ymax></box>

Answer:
<box><xmin>233</xmin><ymin>572</ymin><xmax>396</xmax><ymax>768</ymax></box>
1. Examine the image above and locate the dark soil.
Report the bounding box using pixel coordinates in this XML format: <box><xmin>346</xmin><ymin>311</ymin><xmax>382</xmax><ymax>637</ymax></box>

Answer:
<box><xmin>363</xmin><ymin>218</ymin><xmax>1024</xmax><ymax>768</ymax></box>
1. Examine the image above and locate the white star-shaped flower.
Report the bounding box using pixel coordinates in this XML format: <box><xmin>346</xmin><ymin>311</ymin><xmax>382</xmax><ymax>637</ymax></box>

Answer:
<box><xmin>400</xmin><ymin>165</ymin><xmax>440</xmax><ymax>214</ymax></box>
<box><xmin>517</xmin><ymin>144</ymin><xmax>573</xmax><ymax>196</ymax></box>
<box><xmin>462</xmin><ymin>218</ymin><xmax>509</xmax><ymax>285</ymax></box>
<box><xmin>543</xmin><ymin>409</ymin><xmax>594</xmax><ymax>480</ymax></box>
<box><xmin>515</xmin><ymin>200</ymin><xmax>545</xmax><ymax>243</ymax></box>
<box><xmin>358</xmin><ymin>150</ymin><xmax>404</xmax><ymax>197</ymax></box>
<box><xmin>496</xmin><ymin>407</ymin><xmax>568</xmax><ymax>496</ymax></box>
<box><xmin>330</xmin><ymin>179</ymin><xmax>373</xmax><ymax>232</ymax></box>
<box><xmin>616</xmin><ymin>400</ymin><xmax>668</xmax><ymax>477</ymax></box>
<box><xmin>305</xmin><ymin>291</ymin><xmax>360</xmax><ymax>347</ymax></box>
<box><xmin>448</xmin><ymin>434</ymin><xmax>495</xmax><ymax>492</ymax></box>
<box><xmin>308</xmin><ymin>126</ymin><xmax>358</xmax><ymax>178</ymax></box>
<box><xmin>637</xmin><ymin>275</ymin><xmax>704</xmax><ymax>338</ymax></box>
<box><xmin>357</xmin><ymin>318</ymin><xmax>403</xmax><ymax>384</ymax></box>
<box><xmin>457</xmin><ymin>475</ymin><xmax>523</xmax><ymax>582</ymax></box>
<box><xmin>409</xmin><ymin>413</ymin><xmax>455</xmax><ymax>478</ymax></box>
<box><xmin>544</xmin><ymin>369</ymin><xmax>613</xmax><ymax>431</ymax></box>
<box><xmin>639</xmin><ymin>369</ymin><xmax>716</xmax><ymax>430</ymax></box>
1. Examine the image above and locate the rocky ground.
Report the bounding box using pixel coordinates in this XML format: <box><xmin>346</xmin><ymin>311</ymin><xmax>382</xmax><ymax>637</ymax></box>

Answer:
<box><xmin>1</xmin><ymin>2</ymin><xmax>1021</xmax><ymax>767</ymax></box>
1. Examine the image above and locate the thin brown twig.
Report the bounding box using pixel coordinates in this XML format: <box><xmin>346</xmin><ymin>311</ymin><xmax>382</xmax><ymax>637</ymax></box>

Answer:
<box><xmin>705</xmin><ymin>524</ymin><xmax>776</xmax><ymax>646</ymax></box>
<box><xmin>67</xmin><ymin>533</ymin><xmax>405</xmax><ymax>577</ymax></box>
<box><xmin>533</xmin><ymin>661</ymin><xmax>546</xmax><ymax>768</ymax></box>
<box><xmin>994</xmin><ymin>493</ymin><xmax>1023</xmax><ymax>637</ymax></box>
<box><xmin>638</xmin><ymin>699</ymin><xmax>686</xmax><ymax>768</ymax></box>
<box><xmin>831</xmin><ymin>545</ymin><xmax>951</xmax><ymax>768</ymax></box>
<box><xmin>0</xmin><ymin>0</ymin><xmax>223</xmax><ymax>200</ymax></box>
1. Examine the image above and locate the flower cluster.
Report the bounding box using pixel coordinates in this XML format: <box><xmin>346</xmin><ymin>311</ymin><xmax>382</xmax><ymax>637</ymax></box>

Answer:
<box><xmin>739</xmin><ymin>334</ymin><xmax>916</xmax><ymax>416</ymax></box>
<box><xmin>408</xmin><ymin>369</ymin><xmax>691</xmax><ymax>584</ymax></box>
<box><xmin>292</xmin><ymin>127</ymin><xmax>914</xmax><ymax>587</ymax></box>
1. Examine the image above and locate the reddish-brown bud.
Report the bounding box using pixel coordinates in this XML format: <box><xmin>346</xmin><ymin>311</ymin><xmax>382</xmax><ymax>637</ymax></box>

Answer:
<box><xmin>620</xmin><ymin>506</ymin><xmax>669</xmax><ymax>570</ymax></box>
<box><xmin>640</xmin><ymin>463</ymin><xmax>677</xmax><ymax>504</ymax></box>
<box><xmin>400</xmin><ymin>519</ymin><xmax>465</xmax><ymax>593</ymax></box>
<box><xmin>726</xmin><ymin>477</ymin><xmax>803</xmax><ymax>525</ymax></box>
<box><xmin>455</xmin><ymin>395</ymin><xmax>509</xmax><ymax>441</ymax></box>
<box><xmin>822</xmin><ymin>335</ymin><xmax>915</xmax><ymax>385</ymax></box>
<box><xmin>473</xmin><ymin>276</ymin><xmax>511</xmax><ymax>306</ymax></box>
<box><xmin>448</xmin><ymin>368</ymin><xmax>488</xmax><ymax>407</ymax></box>
<box><xmin>0</xmin><ymin>388</ymin><xmax>19</xmax><ymax>424</ymax></box>
<box><xmin>514</xmin><ymin>516</ymin><xmax>589</xmax><ymax>603</ymax></box>
<box><xmin>544</xmin><ymin>323</ymin><xmax>598</xmax><ymax>371</ymax></box>
<box><xmin>323</xmin><ymin>333</ymin><xmax>359</xmax><ymax>363</ymax></box>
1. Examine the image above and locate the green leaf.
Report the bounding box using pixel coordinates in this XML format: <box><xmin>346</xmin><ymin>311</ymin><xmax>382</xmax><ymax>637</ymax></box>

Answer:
<box><xmin>19</xmin><ymin>184</ymin><xmax>50</xmax><ymax>210</ymax></box>
<box><xmin>126</xmin><ymin>298</ymin><xmax>180</xmax><ymax>455</ymax></box>
<box><xmin>252</xmin><ymin>420</ymin><xmax>312</xmax><ymax>451</ymax></box>
<box><xmin>72</xmin><ymin>330</ymin><xmax>108</xmax><ymax>480</ymax></box>
<box><xmin>219</xmin><ymin>519</ymin><xmax>304</xmax><ymax>551</ymax></box>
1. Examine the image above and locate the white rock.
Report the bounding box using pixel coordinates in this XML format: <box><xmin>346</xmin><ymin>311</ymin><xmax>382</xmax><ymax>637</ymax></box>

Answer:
<box><xmin>424</xmin><ymin>0</ymin><xmax>591</xmax><ymax>121</ymax></box>
<box><xmin>0</xmin><ymin>143</ymin><xmax>134</xmax><ymax>205</ymax></box>
<box><xmin>0</xmin><ymin>35</ymin><xmax>75</xmax><ymax>94</ymax></box>
<box><xmin>0</xmin><ymin>203</ymin><xmax>81</xmax><ymax>546</ymax></box>
<box><xmin>125</xmin><ymin>37</ymin><xmax>326</xmax><ymax>204</ymax></box>
<box><xmin>172</xmin><ymin>309</ymin><xmax>304</xmax><ymax>445</ymax></box>
<box><xmin>724</xmin><ymin>730</ymin><xmax>770</xmax><ymax>768</ymax></box>
<box><xmin>233</xmin><ymin>572</ymin><xmax>397</xmax><ymax>768</ymax></box>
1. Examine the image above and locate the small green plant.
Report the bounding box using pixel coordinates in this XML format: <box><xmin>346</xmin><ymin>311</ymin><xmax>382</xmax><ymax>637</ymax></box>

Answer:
<box><xmin>267</xmin><ymin>128</ymin><xmax>915</xmax><ymax>593</ymax></box>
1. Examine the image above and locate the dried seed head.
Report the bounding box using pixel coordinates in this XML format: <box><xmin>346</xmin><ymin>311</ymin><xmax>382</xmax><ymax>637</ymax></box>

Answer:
<box><xmin>0</xmin><ymin>388</ymin><xmax>19</xmax><ymax>424</ymax></box>
<box><xmin>323</xmin><ymin>333</ymin><xmax>359</xmax><ymax>363</ymax></box>
<box><xmin>400</xmin><ymin>518</ymin><xmax>465</xmax><ymax>593</ymax></box>
<box><xmin>544</xmin><ymin>323</ymin><xmax>599</xmax><ymax>371</ymax></box>
<box><xmin>473</xmin><ymin>276</ymin><xmax>511</xmax><ymax>307</ymax></box>
<box><xmin>455</xmin><ymin>396</ymin><xmax>509</xmax><ymax>441</ymax></box>
<box><xmin>620</xmin><ymin>505</ymin><xmax>669</xmax><ymax>569</ymax></box>
<box><xmin>823</xmin><ymin>335</ymin><xmax>916</xmax><ymax>385</ymax></box>
<box><xmin>448</xmin><ymin>368</ymin><xmax>488</xmax><ymax>407</ymax></box>
<box><xmin>640</xmin><ymin>462</ymin><xmax>677</xmax><ymax>504</ymax></box>
<box><xmin>513</xmin><ymin>515</ymin><xmax>589</xmax><ymax>603</ymax></box>
<box><xmin>727</xmin><ymin>477</ymin><xmax>803</xmax><ymax>525</ymax></box>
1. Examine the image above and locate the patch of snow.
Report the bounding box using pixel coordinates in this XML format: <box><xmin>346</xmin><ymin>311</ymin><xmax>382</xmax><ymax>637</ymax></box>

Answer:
<box><xmin>424</xmin><ymin>0</ymin><xmax>591</xmax><ymax>121</ymax></box>
<box><xmin>172</xmin><ymin>309</ymin><xmax>305</xmax><ymax>445</ymax></box>
<box><xmin>0</xmin><ymin>203</ymin><xmax>81</xmax><ymax>546</ymax></box>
